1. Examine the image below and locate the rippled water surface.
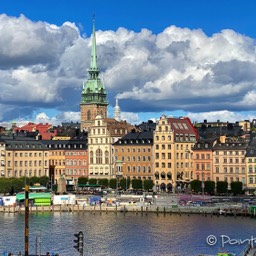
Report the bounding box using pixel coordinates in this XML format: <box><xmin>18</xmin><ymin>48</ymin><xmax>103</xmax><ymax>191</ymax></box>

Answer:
<box><xmin>0</xmin><ymin>212</ymin><xmax>255</xmax><ymax>255</ymax></box>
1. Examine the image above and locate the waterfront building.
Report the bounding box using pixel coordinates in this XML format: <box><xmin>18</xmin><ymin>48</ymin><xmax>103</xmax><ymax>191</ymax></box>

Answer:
<box><xmin>153</xmin><ymin>115</ymin><xmax>198</xmax><ymax>192</ymax></box>
<box><xmin>88</xmin><ymin>115</ymin><xmax>134</xmax><ymax>180</ymax></box>
<box><xmin>80</xmin><ymin>20</ymin><xmax>108</xmax><ymax>132</ymax></box>
<box><xmin>0</xmin><ymin>138</ymin><xmax>6</xmax><ymax>177</ymax></box>
<box><xmin>42</xmin><ymin>139</ymin><xmax>88</xmax><ymax>183</ymax></box>
<box><xmin>113</xmin><ymin>128</ymin><xmax>154</xmax><ymax>183</ymax></box>
<box><xmin>245</xmin><ymin>134</ymin><xmax>256</xmax><ymax>194</ymax></box>
<box><xmin>212</xmin><ymin>140</ymin><xmax>248</xmax><ymax>188</ymax></box>
<box><xmin>192</xmin><ymin>138</ymin><xmax>217</xmax><ymax>182</ymax></box>
<box><xmin>2</xmin><ymin>136</ymin><xmax>49</xmax><ymax>178</ymax></box>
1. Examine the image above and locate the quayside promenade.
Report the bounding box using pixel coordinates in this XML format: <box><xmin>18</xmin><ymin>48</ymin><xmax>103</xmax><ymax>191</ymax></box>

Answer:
<box><xmin>0</xmin><ymin>203</ymin><xmax>255</xmax><ymax>218</ymax></box>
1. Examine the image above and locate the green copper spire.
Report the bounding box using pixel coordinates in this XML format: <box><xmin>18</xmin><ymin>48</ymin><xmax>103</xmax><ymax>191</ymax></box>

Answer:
<box><xmin>90</xmin><ymin>18</ymin><xmax>98</xmax><ymax>73</ymax></box>
<box><xmin>80</xmin><ymin>18</ymin><xmax>108</xmax><ymax>105</ymax></box>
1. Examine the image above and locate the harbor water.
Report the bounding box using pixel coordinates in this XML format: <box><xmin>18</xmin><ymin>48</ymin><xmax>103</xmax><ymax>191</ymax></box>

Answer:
<box><xmin>0</xmin><ymin>212</ymin><xmax>255</xmax><ymax>256</ymax></box>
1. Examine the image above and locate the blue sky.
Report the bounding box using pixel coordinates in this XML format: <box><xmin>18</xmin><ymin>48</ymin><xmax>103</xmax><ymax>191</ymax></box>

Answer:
<box><xmin>1</xmin><ymin>0</ymin><xmax>256</xmax><ymax>126</ymax></box>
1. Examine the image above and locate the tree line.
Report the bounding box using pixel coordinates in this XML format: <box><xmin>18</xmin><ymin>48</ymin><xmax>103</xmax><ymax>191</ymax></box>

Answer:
<box><xmin>190</xmin><ymin>180</ymin><xmax>244</xmax><ymax>195</ymax></box>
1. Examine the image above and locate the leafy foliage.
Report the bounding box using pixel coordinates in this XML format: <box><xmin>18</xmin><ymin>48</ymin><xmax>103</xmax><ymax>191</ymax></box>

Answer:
<box><xmin>98</xmin><ymin>178</ymin><xmax>109</xmax><ymax>188</ymax></box>
<box><xmin>77</xmin><ymin>176</ymin><xmax>88</xmax><ymax>185</ymax></box>
<box><xmin>132</xmin><ymin>179</ymin><xmax>143</xmax><ymax>190</ymax></box>
<box><xmin>109</xmin><ymin>178</ymin><xmax>117</xmax><ymax>189</ymax></box>
<box><xmin>143</xmin><ymin>180</ymin><xmax>154</xmax><ymax>191</ymax></box>
<box><xmin>204</xmin><ymin>181</ymin><xmax>215</xmax><ymax>194</ymax></box>
<box><xmin>216</xmin><ymin>181</ymin><xmax>228</xmax><ymax>194</ymax></box>
<box><xmin>190</xmin><ymin>180</ymin><xmax>202</xmax><ymax>193</ymax></box>
<box><xmin>230</xmin><ymin>181</ymin><xmax>243</xmax><ymax>195</ymax></box>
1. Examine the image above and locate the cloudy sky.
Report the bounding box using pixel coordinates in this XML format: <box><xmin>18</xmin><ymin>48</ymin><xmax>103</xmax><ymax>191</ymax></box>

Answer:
<box><xmin>1</xmin><ymin>0</ymin><xmax>256</xmax><ymax>127</ymax></box>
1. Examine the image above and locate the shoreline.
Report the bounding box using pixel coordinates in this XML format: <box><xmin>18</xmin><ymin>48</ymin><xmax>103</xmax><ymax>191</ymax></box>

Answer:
<box><xmin>0</xmin><ymin>204</ymin><xmax>254</xmax><ymax>217</ymax></box>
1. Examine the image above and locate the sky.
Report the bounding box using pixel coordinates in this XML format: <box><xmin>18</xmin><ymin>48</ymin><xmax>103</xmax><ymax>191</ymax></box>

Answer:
<box><xmin>1</xmin><ymin>0</ymin><xmax>256</xmax><ymax>127</ymax></box>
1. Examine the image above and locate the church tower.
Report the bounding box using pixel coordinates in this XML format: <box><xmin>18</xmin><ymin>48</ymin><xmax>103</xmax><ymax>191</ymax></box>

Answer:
<box><xmin>114</xmin><ymin>98</ymin><xmax>121</xmax><ymax>121</ymax></box>
<box><xmin>80</xmin><ymin>19</ymin><xmax>108</xmax><ymax>131</ymax></box>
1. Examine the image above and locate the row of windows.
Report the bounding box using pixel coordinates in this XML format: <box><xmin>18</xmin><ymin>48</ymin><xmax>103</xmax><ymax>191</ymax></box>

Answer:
<box><xmin>118</xmin><ymin>156</ymin><xmax>151</xmax><ymax>162</ymax></box>
<box><xmin>215</xmin><ymin>151</ymin><xmax>245</xmax><ymax>155</ymax></box>
<box><xmin>215</xmin><ymin>158</ymin><xmax>245</xmax><ymax>164</ymax></box>
<box><xmin>116</xmin><ymin>147</ymin><xmax>151</xmax><ymax>153</ymax></box>
<box><xmin>195</xmin><ymin>154</ymin><xmax>211</xmax><ymax>160</ymax></box>
<box><xmin>195</xmin><ymin>163</ymin><xmax>211</xmax><ymax>171</ymax></box>
<box><xmin>10</xmin><ymin>160</ymin><xmax>47</xmax><ymax>167</ymax></box>
<box><xmin>8</xmin><ymin>152</ymin><xmax>47</xmax><ymax>157</ymax></box>
<box><xmin>90</xmin><ymin>138</ymin><xmax>115</xmax><ymax>144</ymax></box>
<box><xmin>215</xmin><ymin>167</ymin><xmax>245</xmax><ymax>173</ymax></box>
<box><xmin>66</xmin><ymin>160</ymin><xmax>87</xmax><ymax>166</ymax></box>
<box><xmin>50</xmin><ymin>151</ymin><xmax>86</xmax><ymax>156</ymax></box>
<box><xmin>155</xmin><ymin>162</ymin><xmax>192</xmax><ymax>169</ymax></box>
<box><xmin>64</xmin><ymin>169</ymin><xmax>86</xmax><ymax>176</ymax></box>
<box><xmin>215</xmin><ymin>177</ymin><xmax>245</xmax><ymax>183</ymax></box>
<box><xmin>155</xmin><ymin>144</ymin><xmax>172</xmax><ymax>150</ymax></box>
<box><xmin>48</xmin><ymin>144</ymin><xmax>84</xmax><ymax>149</ymax></box>
<box><xmin>126</xmin><ymin>166</ymin><xmax>151</xmax><ymax>173</ymax></box>
<box><xmin>155</xmin><ymin>135</ymin><xmax>172</xmax><ymax>141</ymax></box>
<box><xmin>7</xmin><ymin>169</ymin><xmax>47</xmax><ymax>177</ymax></box>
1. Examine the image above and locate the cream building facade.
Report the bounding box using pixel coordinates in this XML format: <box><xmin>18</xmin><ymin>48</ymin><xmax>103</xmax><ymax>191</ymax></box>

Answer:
<box><xmin>212</xmin><ymin>141</ymin><xmax>248</xmax><ymax>188</ymax></box>
<box><xmin>154</xmin><ymin>115</ymin><xmax>197</xmax><ymax>192</ymax></box>
<box><xmin>4</xmin><ymin>138</ymin><xmax>49</xmax><ymax>178</ymax></box>
<box><xmin>88</xmin><ymin>115</ymin><xmax>134</xmax><ymax>179</ymax></box>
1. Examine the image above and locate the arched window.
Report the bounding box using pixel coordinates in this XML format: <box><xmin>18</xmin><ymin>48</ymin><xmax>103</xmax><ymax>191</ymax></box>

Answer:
<box><xmin>96</xmin><ymin>149</ymin><xmax>103</xmax><ymax>164</ymax></box>
<box><xmin>87</xmin><ymin>110</ymin><xmax>91</xmax><ymax>120</ymax></box>
<box><xmin>105</xmin><ymin>151</ymin><xmax>109</xmax><ymax>164</ymax></box>
<box><xmin>167</xmin><ymin>172</ymin><xmax>172</xmax><ymax>180</ymax></box>
<box><xmin>90</xmin><ymin>151</ymin><xmax>93</xmax><ymax>164</ymax></box>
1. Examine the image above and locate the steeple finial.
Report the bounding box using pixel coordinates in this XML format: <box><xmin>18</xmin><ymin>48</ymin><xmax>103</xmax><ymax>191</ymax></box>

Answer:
<box><xmin>90</xmin><ymin>15</ymin><xmax>98</xmax><ymax>72</ymax></box>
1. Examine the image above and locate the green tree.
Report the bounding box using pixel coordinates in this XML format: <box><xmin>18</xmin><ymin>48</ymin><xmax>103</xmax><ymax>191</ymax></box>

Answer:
<box><xmin>10</xmin><ymin>178</ymin><xmax>24</xmax><ymax>193</ymax></box>
<box><xmin>143</xmin><ymin>180</ymin><xmax>154</xmax><ymax>191</ymax></box>
<box><xmin>216</xmin><ymin>181</ymin><xmax>228</xmax><ymax>195</ymax></box>
<box><xmin>132</xmin><ymin>179</ymin><xmax>143</xmax><ymax>190</ymax></box>
<box><xmin>119</xmin><ymin>178</ymin><xmax>130</xmax><ymax>190</ymax></box>
<box><xmin>230</xmin><ymin>181</ymin><xmax>243</xmax><ymax>195</ymax></box>
<box><xmin>38</xmin><ymin>176</ymin><xmax>49</xmax><ymax>187</ymax></box>
<box><xmin>78</xmin><ymin>176</ymin><xmax>88</xmax><ymax>185</ymax></box>
<box><xmin>88</xmin><ymin>178</ymin><xmax>97</xmax><ymax>185</ymax></box>
<box><xmin>29</xmin><ymin>176</ymin><xmax>40</xmax><ymax>186</ymax></box>
<box><xmin>0</xmin><ymin>178</ymin><xmax>11</xmax><ymax>194</ymax></box>
<box><xmin>109</xmin><ymin>178</ymin><xmax>117</xmax><ymax>189</ymax></box>
<box><xmin>98</xmin><ymin>178</ymin><xmax>109</xmax><ymax>188</ymax></box>
<box><xmin>190</xmin><ymin>180</ymin><xmax>202</xmax><ymax>194</ymax></box>
<box><xmin>204</xmin><ymin>181</ymin><xmax>215</xmax><ymax>195</ymax></box>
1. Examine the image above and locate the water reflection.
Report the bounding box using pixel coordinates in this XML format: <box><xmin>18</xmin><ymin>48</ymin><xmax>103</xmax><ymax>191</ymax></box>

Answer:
<box><xmin>0</xmin><ymin>212</ymin><xmax>255</xmax><ymax>255</ymax></box>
